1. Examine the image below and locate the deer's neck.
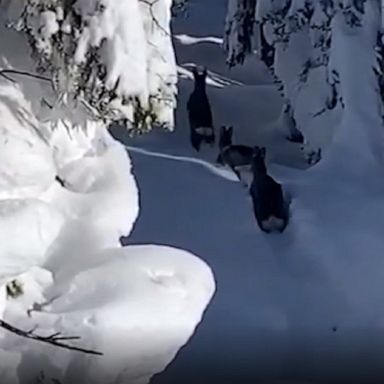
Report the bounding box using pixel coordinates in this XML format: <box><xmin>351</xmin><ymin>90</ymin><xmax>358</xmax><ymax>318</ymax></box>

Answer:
<box><xmin>194</xmin><ymin>83</ymin><xmax>206</xmax><ymax>93</ymax></box>
<box><xmin>252</xmin><ymin>165</ymin><xmax>267</xmax><ymax>177</ymax></box>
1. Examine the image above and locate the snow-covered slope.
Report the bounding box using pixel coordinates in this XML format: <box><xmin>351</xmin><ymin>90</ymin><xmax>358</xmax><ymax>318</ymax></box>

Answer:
<box><xmin>113</xmin><ymin>1</ymin><xmax>384</xmax><ymax>384</ymax></box>
<box><xmin>0</xmin><ymin>6</ymin><xmax>215</xmax><ymax>384</ymax></box>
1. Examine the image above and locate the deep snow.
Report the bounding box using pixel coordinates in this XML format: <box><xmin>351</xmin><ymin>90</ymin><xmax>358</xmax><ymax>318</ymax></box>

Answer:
<box><xmin>2</xmin><ymin>0</ymin><xmax>384</xmax><ymax>383</ymax></box>
<box><xmin>0</xmin><ymin>4</ymin><xmax>215</xmax><ymax>384</ymax></box>
<box><xmin>113</xmin><ymin>1</ymin><xmax>384</xmax><ymax>383</ymax></box>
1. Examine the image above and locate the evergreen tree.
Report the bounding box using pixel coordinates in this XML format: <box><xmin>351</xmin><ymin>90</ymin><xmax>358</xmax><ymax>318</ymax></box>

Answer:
<box><xmin>2</xmin><ymin>0</ymin><xmax>178</xmax><ymax>134</ymax></box>
<box><xmin>224</xmin><ymin>0</ymin><xmax>384</xmax><ymax>170</ymax></box>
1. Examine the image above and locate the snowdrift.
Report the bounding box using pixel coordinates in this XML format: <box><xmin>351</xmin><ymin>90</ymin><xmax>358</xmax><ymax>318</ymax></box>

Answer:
<box><xmin>3</xmin><ymin>245</ymin><xmax>215</xmax><ymax>384</ymax></box>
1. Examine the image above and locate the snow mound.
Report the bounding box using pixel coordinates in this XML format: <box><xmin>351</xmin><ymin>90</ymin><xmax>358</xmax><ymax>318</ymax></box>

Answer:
<box><xmin>0</xmin><ymin>199</ymin><xmax>64</xmax><ymax>285</ymax></box>
<box><xmin>0</xmin><ymin>97</ymin><xmax>214</xmax><ymax>384</ymax></box>
<box><xmin>40</xmin><ymin>120</ymin><xmax>140</xmax><ymax>243</ymax></box>
<box><xmin>3</xmin><ymin>245</ymin><xmax>215</xmax><ymax>384</ymax></box>
<box><xmin>0</xmin><ymin>83</ymin><xmax>56</xmax><ymax>200</ymax></box>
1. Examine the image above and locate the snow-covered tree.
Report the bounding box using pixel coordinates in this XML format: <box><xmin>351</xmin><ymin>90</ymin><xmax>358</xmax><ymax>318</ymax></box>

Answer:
<box><xmin>3</xmin><ymin>0</ymin><xmax>178</xmax><ymax>133</ymax></box>
<box><xmin>224</xmin><ymin>0</ymin><xmax>384</xmax><ymax>170</ymax></box>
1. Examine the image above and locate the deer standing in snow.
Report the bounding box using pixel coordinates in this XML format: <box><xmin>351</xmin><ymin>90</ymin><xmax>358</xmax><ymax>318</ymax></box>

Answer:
<box><xmin>249</xmin><ymin>147</ymin><xmax>289</xmax><ymax>233</ymax></box>
<box><xmin>216</xmin><ymin>125</ymin><xmax>254</xmax><ymax>186</ymax></box>
<box><xmin>187</xmin><ymin>66</ymin><xmax>215</xmax><ymax>151</ymax></box>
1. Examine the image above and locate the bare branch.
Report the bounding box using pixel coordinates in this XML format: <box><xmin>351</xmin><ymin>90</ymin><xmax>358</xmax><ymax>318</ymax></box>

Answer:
<box><xmin>27</xmin><ymin>295</ymin><xmax>60</xmax><ymax>318</ymax></box>
<box><xmin>139</xmin><ymin>0</ymin><xmax>171</xmax><ymax>37</ymax></box>
<box><xmin>41</xmin><ymin>97</ymin><xmax>53</xmax><ymax>109</ymax></box>
<box><xmin>0</xmin><ymin>319</ymin><xmax>103</xmax><ymax>356</ymax></box>
<box><xmin>0</xmin><ymin>72</ymin><xmax>16</xmax><ymax>83</ymax></box>
<box><xmin>0</xmin><ymin>69</ymin><xmax>51</xmax><ymax>83</ymax></box>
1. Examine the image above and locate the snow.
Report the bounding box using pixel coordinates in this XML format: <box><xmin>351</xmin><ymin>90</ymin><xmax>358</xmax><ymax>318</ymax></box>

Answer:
<box><xmin>0</xmin><ymin>4</ymin><xmax>215</xmax><ymax>384</ymax></box>
<box><xmin>113</xmin><ymin>1</ymin><xmax>384</xmax><ymax>383</ymax></box>
<box><xmin>3</xmin><ymin>245</ymin><xmax>214</xmax><ymax>384</ymax></box>
<box><xmin>0</xmin><ymin>84</ymin><xmax>56</xmax><ymax>199</ymax></box>
<box><xmin>2</xmin><ymin>0</ymin><xmax>384</xmax><ymax>383</ymax></box>
<box><xmin>40</xmin><ymin>11</ymin><xmax>60</xmax><ymax>38</ymax></box>
<box><xmin>175</xmin><ymin>34</ymin><xmax>223</xmax><ymax>45</ymax></box>
<box><xmin>382</xmin><ymin>0</ymin><xmax>384</xmax><ymax>31</ymax></box>
<box><xmin>0</xmin><ymin>199</ymin><xmax>64</xmax><ymax>283</ymax></box>
<box><xmin>40</xmin><ymin>121</ymin><xmax>140</xmax><ymax>242</ymax></box>
<box><xmin>73</xmin><ymin>0</ymin><xmax>149</xmax><ymax>100</ymax></box>
<box><xmin>321</xmin><ymin>1</ymin><xmax>384</xmax><ymax>174</ymax></box>
<box><xmin>6</xmin><ymin>0</ymin><xmax>178</xmax><ymax>130</ymax></box>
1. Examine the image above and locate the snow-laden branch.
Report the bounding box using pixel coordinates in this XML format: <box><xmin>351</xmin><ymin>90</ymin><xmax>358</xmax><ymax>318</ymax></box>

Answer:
<box><xmin>4</xmin><ymin>0</ymin><xmax>177</xmax><ymax>133</ymax></box>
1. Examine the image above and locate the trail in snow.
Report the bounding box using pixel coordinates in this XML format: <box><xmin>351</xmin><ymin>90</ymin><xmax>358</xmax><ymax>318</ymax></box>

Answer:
<box><xmin>121</xmin><ymin>1</ymin><xmax>384</xmax><ymax>383</ymax></box>
<box><xmin>125</xmin><ymin>145</ymin><xmax>239</xmax><ymax>182</ymax></box>
<box><xmin>178</xmin><ymin>64</ymin><xmax>246</xmax><ymax>87</ymax></box>
<box><xmin>125</xmin><ymin>145</ymin><xmax>354</xmax><ymax>384</ymax></box>
<box><xmin>126</xmin><ymin>140</ymin><xmax>384</xmax><ymax>384</ymax></box>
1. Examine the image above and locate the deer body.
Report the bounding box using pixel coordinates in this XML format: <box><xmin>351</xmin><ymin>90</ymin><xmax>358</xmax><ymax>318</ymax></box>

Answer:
<box><xmin>187</xmin><ymin>67</ymin><xmax>215</xmax><ymax>151</ymax></box>
<box><xmin>249</xmin><ymin>147</ymin><xmax>289</xmax><ymax>233</ymax></box>
<box><xmin>217</xmin><ymin>126</ymin><xmax>253</xmax><ymax>186</ymax></box>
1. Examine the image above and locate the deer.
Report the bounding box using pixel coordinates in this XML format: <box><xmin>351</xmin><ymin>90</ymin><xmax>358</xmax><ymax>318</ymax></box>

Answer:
<box><xmin>187</xmin><ymin>66</ymin><xmax>215</xmax><ymax>151</ymax></box>
<box><xmin>249</xmin><ymin>146</ymin><xmax>289</xmax><ymax>233</ymax></box>
<box><xmin>216</xmin><ymin>125</ymin><xmax>254</xmax><ymax>186</ymax></box>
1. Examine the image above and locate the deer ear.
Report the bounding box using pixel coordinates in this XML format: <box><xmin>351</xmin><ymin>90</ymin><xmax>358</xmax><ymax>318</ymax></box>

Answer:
<box><xmin>260</xmin><ymin>147</ymin><xmax>266</xmax><ymax>158</ymax></box>
<box><xmin>202</xmin><ymin>67</ymin><xmax>208</xmax><ymax>77</ymax></box>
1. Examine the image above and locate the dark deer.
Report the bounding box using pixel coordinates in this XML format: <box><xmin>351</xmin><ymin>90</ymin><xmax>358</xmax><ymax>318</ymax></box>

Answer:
<box><xmin>249</xmin><ymin>147</ymin><xmax>289</xmax><ymax>233</ymax></box>
<box><xmin>187</xmin><ymin>66</ymin><xmax>215</xmax><ymax>151</ymax></box>
<box><xmin>216</xmin><ymin>125</ymin><xmax>253</xmax><ymax>186</ymax></box>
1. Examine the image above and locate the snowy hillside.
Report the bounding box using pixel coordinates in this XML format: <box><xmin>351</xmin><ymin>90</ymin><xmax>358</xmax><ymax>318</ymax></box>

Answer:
<box><xmin>113</xmin><ymin>1</ymin><xmax>384</xmax><ymax>384</ymax></box>
<box><xmin>0</xmin><ymin>2</ymin><xmax>215</xmax><ymax>383</ymax></box>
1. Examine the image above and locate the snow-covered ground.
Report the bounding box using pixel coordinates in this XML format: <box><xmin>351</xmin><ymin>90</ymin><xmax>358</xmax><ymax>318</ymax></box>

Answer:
<box><xmin>111</xmin><ymin>1</ymin><xmax>384</xmax><ymax>384</ymax></box>
<box><xmin>3</xmin><ymin>0</ymin><xmax>384</xmax><ymax>383</ymax></box>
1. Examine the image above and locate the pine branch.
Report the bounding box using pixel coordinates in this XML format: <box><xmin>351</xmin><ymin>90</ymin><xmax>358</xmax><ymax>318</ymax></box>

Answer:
<box><xmin>0</xmin><ymin>319</ymin><xmax>103</xmax><ymax>356</ymax></box>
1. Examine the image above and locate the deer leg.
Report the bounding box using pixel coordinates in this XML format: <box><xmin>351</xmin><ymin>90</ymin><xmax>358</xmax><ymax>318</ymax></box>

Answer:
<box><xmin>203</xmin><ymin>127</ymin><xmax>215</xmax><ymax>147</ymax></box>
<box><xmin>208</xmin><ymin>133</ymin><xmax>215</xmax><ymax>147</ymax></box>
<box><xmin>233</xmin><ymin>166</ymin><xmax>250</xmax><ymax>187</ymax></box>
<box><xmin>190</xmin><ymin>130</ymin><xmax>202</xmax><ymax>152</ymax></box>
<box><xmin>232</xmin><ymin>167</ymin><xmax>245</xmax><ymax>185</ymax></box>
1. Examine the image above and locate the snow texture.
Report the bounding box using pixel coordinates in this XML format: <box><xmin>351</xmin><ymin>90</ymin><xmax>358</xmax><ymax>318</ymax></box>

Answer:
<box><xmin>0</xmin><ymin>4</ymin><xmax>215</xmax><ymax>384</ymax></box>
<box><xmin>5</xmin><ymin>0</ymin><xmax>178</xmax><ymax>131</ymax></box>
<box><xmin>112</xmin><ymin>0</ymin><xmax>384</xmax><ymax>383</ymax></box>
<box><xmin>3</xmin><ymin>0</ymin><xmax>384</xmax><ymax>383</ymax></box>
